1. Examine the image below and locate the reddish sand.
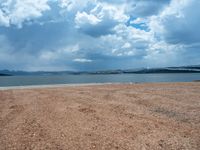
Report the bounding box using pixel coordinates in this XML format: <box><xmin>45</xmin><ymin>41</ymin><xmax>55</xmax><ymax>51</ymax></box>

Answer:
<box><xmin>0</xmin><ymin>82</ymin><xmax>200</xmax><ymax>150</ymax></box>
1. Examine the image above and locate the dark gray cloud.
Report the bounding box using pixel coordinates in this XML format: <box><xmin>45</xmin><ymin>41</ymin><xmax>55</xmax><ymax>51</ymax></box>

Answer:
<box><xmin>161</xmin><ymin>0</ymin><xmax>200</xmax><ymax>44</ymax></box>
<box><xmin>127</xmin><ymin>0</ymin><xmax>171</xmax><ymax>17</ymax></box>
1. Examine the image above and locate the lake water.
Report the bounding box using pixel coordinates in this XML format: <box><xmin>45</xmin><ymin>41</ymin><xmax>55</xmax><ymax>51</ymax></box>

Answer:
<box><xmin>0</xmin><ymin>73</ymin><xmax>200</xmax><ymax>87</ymax></box>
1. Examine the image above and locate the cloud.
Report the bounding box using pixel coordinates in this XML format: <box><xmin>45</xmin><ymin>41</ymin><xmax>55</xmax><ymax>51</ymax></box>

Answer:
<box><xmin>126</xmin><ymin>0</ymin><xmax>170</xmax><ymax>17</ymax></box>
<box><xmin>75</xmin><ymin>11</ymin><xmax>101</xmax><ymax>26</ymax></box>
<box><xmin>144</xmin><ymin>0</ymin><xmax>200</xmax><ymax>67</ymax></box>
<box><xmin>73</xmin><ymin>58</ymin><xmax>92</xmax><ymax>63</ymax></box>
<box><xmin>149</xmin><ymin>0</ymin><xmax>200</xmax><ymax>45</ymax></box>
<box><xmin>0</xmin><ymin>0</ymin><xmax>50</xmax><ymax>28</ymax></box>
<box><xmin>75</xmin><ymin>3</ymin><xmax>128</xmax><ymax>37</ymax></box>
<box><xmin>0</xmin><ymin>0</ymin><xmax>199</xmax><ymax>71</ymax></box>
<box><xmin>59</xmin><ymin>0</ymin><xmax>91</xmax><ymax>11</ymax></box>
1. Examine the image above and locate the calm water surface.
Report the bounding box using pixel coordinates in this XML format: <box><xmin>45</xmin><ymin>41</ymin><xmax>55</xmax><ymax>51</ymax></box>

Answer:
<box><xmin>0</xmin><ymin>73</ymin><xmax>200</xmax><ymax>87</ymax></box>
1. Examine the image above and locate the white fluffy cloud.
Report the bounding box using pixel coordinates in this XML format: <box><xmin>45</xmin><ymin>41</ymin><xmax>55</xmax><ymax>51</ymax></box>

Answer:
<box><xmin>99</xmin><ymin>24</ymin><xmax>152</xmax><ymax>58</ymax></box>
<box><xmin>75</xmin><ymin>11</ymin><xmax>101</xmax><ymax>26</ymax></box>
<box><xmin>73</xmin><ymin>58</ymin><xmax>92</xmax><ymax>63</ymax></box>
<box><xmin>0</xmin><ymin>0</ymin><xmax>50</xmax><ymax>28</ymax></box>
<box><xmin>75</xmin><ymin>3</ymin><xmax>128</xmax><ymax>37</ymax></box>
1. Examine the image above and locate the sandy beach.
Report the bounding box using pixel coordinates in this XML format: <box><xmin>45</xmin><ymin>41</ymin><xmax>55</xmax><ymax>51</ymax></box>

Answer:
<box><xmin>0</xmin><ymin>82</ymin><xmax>199</xmax><ymax>150</ymax></box>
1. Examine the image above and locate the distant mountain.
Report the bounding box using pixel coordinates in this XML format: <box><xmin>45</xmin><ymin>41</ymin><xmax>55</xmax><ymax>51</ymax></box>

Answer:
<box><xmin>0</xmin><ymin>65</ymin><xmax>200</xmax><ymax>76</ymax></box>
<box><xmin>89</xmin><ymin>65</ymin><xmax>200</xmax><ymax>74</ymax></box>
<box><xmin>0</xmin><ymin>70</ymin><xmax>77</xmax><ymax>76</ymax></box>
<box><xmin>0</xmin><ymin>73</ymin><xmax>12</xmax><ymax>76</ymax></box>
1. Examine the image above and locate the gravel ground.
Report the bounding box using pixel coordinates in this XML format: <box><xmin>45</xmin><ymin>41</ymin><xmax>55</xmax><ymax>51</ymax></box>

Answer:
<box><xmin>0</xmin><ymin>82</ymin><xmax>199</xmax><ymax>150</ymax></box>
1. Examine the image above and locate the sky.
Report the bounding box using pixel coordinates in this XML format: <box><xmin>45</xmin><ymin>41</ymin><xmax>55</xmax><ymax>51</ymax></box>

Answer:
<box><xmin>0</xmin><ymin>0</ymin><xmax>199</xmax><ymax>71</ymax></box>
